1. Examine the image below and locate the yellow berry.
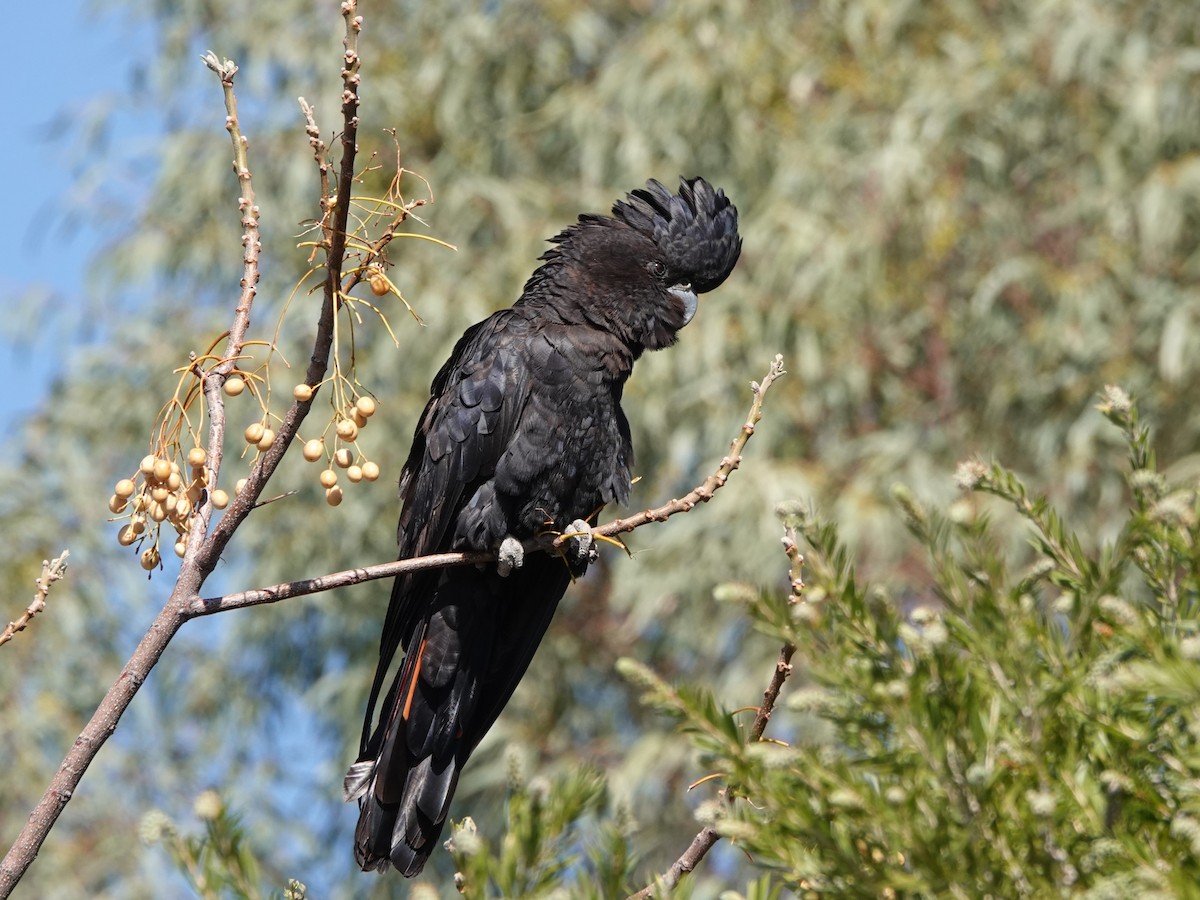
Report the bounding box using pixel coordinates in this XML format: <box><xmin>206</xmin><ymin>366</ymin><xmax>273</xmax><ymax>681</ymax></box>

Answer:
<box><xmin>166</xmin><ymin>471</ymin><xmax>182</xmax><ymax>491</ymax></box>
<box><xmin>302</xmin><ymin>439</ymin><xmax>324</xmax><ymax>462</ymax></box>
<box><xmin>293</xmin><ymin>384</ymin><xmax>313</xmax><ymax>402</ymax></box>
<box><xmin>244</xmin><ymin>422</ymin><xmax>265</xmax><ymax>445</ymax></box>
<box><xmin>130</xmin><ymin>516</ymin><xmax>146</xmax><ymax>535</ymax></box>
<box><xmin>117</xmin><ymin>524</ymin><xmax>138</xmax><ymax>546</ymax></box>
<box><xmin>368</xmin><ymin>271</ymin><xmax>389</xmax><ymax>296</ymax></box>
<box><xmin>163</xmin><ymin>493</ymin><xmax>177</xmax><ymax>513</ymax></box>
<box><xmin>325</xmin><ymin>485</ymin><xmax>344</xmax><ymax>506</ymax></box>
<box><xmin>352</xmin><ymin>409</ymin><xmax>369</xmax><ymax>429</ymax></box>
<box><xmin>174</xmin><ymin>540</ymin><xmax>187</xmax><ymax>558</ymax></box>
<box><xmin>151</xmin><ymin>486</ymin><xmax>169</xmax><ymax>503</ymax></box>
<box><xmin>175</xmin><ymin>496</ymin><xmax>192</xmax><ymax>519</ymax></box>
<box><xmin>235</xmin><ymin>478</ymin><xmax>248</xmax><ymax>495</ymax></box>
<box><xmin>346</xmin><ymin>465</ymin><xmax>363</xmax><ymax>484</ymax></box>
<box><xmin>108</xmin><ymin>494</ymin><xmax>128</xmax><ymax>514</ymax></box>
<box><xmin>256</xmin><ymin>428</ymin><xmax>276</xmax><ymax>452</ymax></box>
<box><xmin>187</xmin><ymin>447</ymin><xmax>207</xmax><ymax>468</ymax></box>
<box><xmin>210</xmin><ymin>489</ymin><xmax>230</xmax><ymax>510</ymax></box>
<box><xmin>361</xmin><ymin>460</ymin><xmax>381</xmax><ymax>482</ymax></box>
<box><xmin>140</xmin><ymin>455</ymin><xmax>158</xmax><ymax>476</ymax></box>
<box><xmin>115</xmin><ymin>478</ymin><xmax>136</xmax><ymax>499</ymax></box>
<box><xmin>152</xmin><ymin>459</ymin><xmax>172</xmax><ymax>483</ymax></box>
<box><xmin>140</xmin><ymin>546</ymin><xmax>161</xmax><ymax>570</ymax></box>
<box><xmin>336</xmin><ymin>419</ymin><xmax>358</xmax><ymax>441</ymax></box>
<box><xmin>355</xmin><ymin>396</ymin><xmax>377</xmax><ymax>418</ymax></box>
<box><xmin>224</xmin><ymin>375</ymin><xmax>246</xmax><ymax>397</ymax></box>
<box><xmin>334</xmin><ymin>448</ymin><xmax>352</xmax><ymax>468</ymax></box>
<box><xmin>319</xmin><ymin>469</ymin><xmax>338</xmax><ymax>489</ymax></box>
<box><xmin>149</xmin><ymin>501</ymin><xmax>168</xmax><ymax>522</ymax></box>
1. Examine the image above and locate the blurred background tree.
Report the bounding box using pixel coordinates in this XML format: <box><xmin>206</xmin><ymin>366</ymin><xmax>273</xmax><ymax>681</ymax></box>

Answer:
<box><xmin>1</xmin><ymin>0</ymin><xmax>1198</xmax><ymax>896</ymax></box>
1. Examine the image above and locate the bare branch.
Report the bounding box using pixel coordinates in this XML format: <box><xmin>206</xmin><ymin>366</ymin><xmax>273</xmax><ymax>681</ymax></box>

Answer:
<box><xmin>0</xmin><ymin>589</ymin><xmax>189</xmax><ymax>897</ymax></box>
<box><xmin>0</xmin><ymin>551</ymin><xmax>69</xmax><ymax>649</ymax></box>
<box><xmin>189</xmin><ymin>53</ymin><xmax>263</xmax><ymax>562</ymax></box>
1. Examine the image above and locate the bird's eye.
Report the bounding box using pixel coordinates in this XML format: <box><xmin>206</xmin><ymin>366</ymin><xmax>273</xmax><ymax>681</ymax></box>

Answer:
<box><xmin>647</xmin><ymin>260</ymin><xmax>667</xmax><ymax>279</ymax></box>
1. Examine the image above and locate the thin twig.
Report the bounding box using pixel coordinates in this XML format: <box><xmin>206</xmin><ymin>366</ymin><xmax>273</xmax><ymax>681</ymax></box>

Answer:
<box><xmin>185</xmin><ymin>355</ymin><xmax>788</xmax><ymax>618</ymax></box>
<box><xmin>298</xmin><ymin>98</ymin><xmax>330</xmax><ymax>208</ymax></box>
<box><xmin>749</xmin><ymin>643</ymin><xmax>797</xmax><ymax>744</ymax></box>
<box><xmin>626</xmin><ymin>491</ymin><xmax>804</xmax><ymax>900</ymax></box>
<box><xmin>192</xmin><ymin>52</ymin><xmax>264</xmax><ymax>562</ymax></box>
<box><xmin>0</xmin><ymin>552</ymin><xmax>70</xmax><ymax>649</ymax></box>
<box><xmin>750</xmin><ymin>526</ymin><xmax>803</xmax><ymax>742</ymax></box>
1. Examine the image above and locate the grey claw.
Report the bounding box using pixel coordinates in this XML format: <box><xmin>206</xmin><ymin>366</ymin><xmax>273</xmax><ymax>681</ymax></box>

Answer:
<box><xmin>497</xmin><ymin>535</ymin><xmax>524</xmax><ymax>577</ymax></box>
<box><xmin>565</xmin><ymin>519</ymin><xmax>596</xmax><ymax>566</ymax></box>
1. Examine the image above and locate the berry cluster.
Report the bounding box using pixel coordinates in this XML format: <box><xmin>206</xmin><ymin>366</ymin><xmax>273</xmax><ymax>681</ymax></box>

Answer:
<box><xmin>111</xmin><ymin>448</ymin><xmax>225</xmax><ymax>570</ymax></box>
<box><xmin>112</xmin><ymin>362</ymin><xmax>388</xmax><ymax>572</ymax></box>
<box><xmin>294</xmin><ymin>393</ymin><xmax>382</xmax><ymax>506</ymax></box>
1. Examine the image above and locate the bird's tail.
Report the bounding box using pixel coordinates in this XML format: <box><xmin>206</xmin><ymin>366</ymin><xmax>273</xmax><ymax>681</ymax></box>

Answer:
<box><xmin>346</xmin><ymin>558</ymin><xmax>570</xmax><ymax>875</ymax></box>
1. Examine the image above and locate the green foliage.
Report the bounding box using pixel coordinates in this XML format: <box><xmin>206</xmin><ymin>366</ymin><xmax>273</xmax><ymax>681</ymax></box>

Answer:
<box><xmin>624</xmin><ymin>392</ymin><xmax>1200</xmax><ymax>896</ymax></box>
<box><xmin>140</xmin><ymin>790</ymin><xmax>306</xmax><ymax>900</ymax></box>
<box><xmin>446</xmin><ymin>757</ymin><xmax>639</xmax><ymax>899</ymax></box>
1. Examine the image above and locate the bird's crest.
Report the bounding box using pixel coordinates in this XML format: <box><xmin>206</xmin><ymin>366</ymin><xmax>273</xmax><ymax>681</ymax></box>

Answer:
<box><xmin>611</xmin><ymin>176</ymin><xmax>742</xmax><ymax>294</ymax></box>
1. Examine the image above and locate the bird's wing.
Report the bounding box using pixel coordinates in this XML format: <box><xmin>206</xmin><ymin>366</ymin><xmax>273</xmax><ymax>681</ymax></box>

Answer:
<box><xmin>360</xmin><ymin>309</ymin><xmax>536</xmax><ymax>747</ymax></box>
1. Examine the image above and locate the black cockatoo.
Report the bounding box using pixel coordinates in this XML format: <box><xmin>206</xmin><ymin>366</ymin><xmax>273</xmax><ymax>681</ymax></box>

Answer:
<box><xmin>345</xmin><ymin>177</ymin><xmax>742</xmax><ymax>875</ymax></box>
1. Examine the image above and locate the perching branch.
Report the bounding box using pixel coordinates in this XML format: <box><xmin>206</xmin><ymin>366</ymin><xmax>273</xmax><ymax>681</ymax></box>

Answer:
<box><xmin>185</xmin><ymin>354</ymin><xmax>787</xmax><ymax>618</ymax></box>
<box><xmin>189</xmin><ymin>551</ymin><xmax>492</xmax><ymax>617</ymax></box>
<box><xmin>0</xmin><ymin>551</ymin><xmax>70</xmax><ymax>649</ymax></box>
<box><xmin>0</xmin><ymin>8</ymin><xmax>366</xmax><ymax>895</ymax></box>
<box><xmin>627</xmin><ymin>504</ymin><xmax>803</xmax><ymax>900</ymax></box>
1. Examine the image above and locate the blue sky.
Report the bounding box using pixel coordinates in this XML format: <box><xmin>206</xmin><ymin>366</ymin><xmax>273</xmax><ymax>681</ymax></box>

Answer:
<box><xmin>2</xmin><ymin>2</ymin><xmax>148</xmax><ymax>433</ymax></box>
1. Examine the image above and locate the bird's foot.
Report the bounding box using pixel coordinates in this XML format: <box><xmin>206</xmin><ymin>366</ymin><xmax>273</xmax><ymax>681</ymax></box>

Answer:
<box><xmin>563</xmin><ymin>519</ymin><xmax>597</xmax><ymax>566</ymax></box>
<box><xmin>497</xmin><ymin>535</ymin><xmax>524</xmax><ymax>577</ymax></box>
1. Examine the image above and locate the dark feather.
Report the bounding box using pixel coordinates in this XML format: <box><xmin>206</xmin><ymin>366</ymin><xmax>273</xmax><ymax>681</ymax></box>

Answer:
<box><xmin>347</xmin><ymin>177</ymin><xmax>741</xmax><ymax>875</ymax></box>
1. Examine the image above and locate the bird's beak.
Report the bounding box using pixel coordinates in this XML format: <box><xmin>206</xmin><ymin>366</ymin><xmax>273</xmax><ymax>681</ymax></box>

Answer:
<box><xmin>670</xmin><ymin>284</ymin><xmax>698</xmax><ymax>326</ymax></box>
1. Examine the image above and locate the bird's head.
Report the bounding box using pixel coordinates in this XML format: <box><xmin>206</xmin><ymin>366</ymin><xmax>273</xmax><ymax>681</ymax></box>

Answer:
<box><xmin>535</xmin><ymin>176</ymin><xmax>741</xmax><ymax>353</ymax></box>
<box><xmin>612</xmin><ymin>176</ymin><xmax>742</xmax><ymax>316</ymax></box>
